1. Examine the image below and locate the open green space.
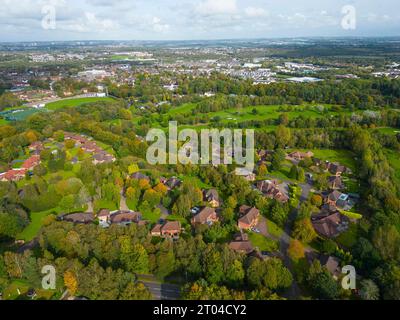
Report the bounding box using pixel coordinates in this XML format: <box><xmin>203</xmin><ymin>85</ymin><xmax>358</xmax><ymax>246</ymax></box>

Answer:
<box><xmin>248</xmin><ymin>232</ymin><xmax>279</xmax><ymax>252</ymax></box>
<box><xmin>336</xmin><ymin>223</ymin><xmax>359</xmax><ymax>249</ymax></box>
<box><xmin>266</xmin><ymin>219</ymin><xmax>284</xmax><ymax>239</ymax></box>
<box><xmin>17</xmin><ymin>209</ymin><xmax>59</xmax><ymax>242</ymax></box>
<box><xmin>45</xmin><ymin>97</ymin><xmax>115</xmax><ymax>110</ymax></box>
<box><xmin>385</xmin><ymin>148</ymin><xmax>400</xmax><ymax>185</ymax></box>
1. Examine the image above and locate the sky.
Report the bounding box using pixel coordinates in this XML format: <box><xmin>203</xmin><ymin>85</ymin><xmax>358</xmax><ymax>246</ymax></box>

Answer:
<box><xmin>0</xmin><ymin>0</ymin><xmax>399</xmax><ymax>42</ymax></box>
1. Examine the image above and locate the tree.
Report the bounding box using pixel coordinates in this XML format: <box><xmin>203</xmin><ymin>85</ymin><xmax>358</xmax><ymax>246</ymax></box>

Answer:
<box><xmin>120</xmin><ymin>282</ymin><xmax>152</xmax><ymax>300</ymax></box>
<box><xmin>271</xmin><ymin>149</ymin><xmax>286</xmax><ymax>171</ymax></box>
<box><xmin>310</xmin><ymin>271</ymin><xmax>339</xmax><ymax>300</ymax></box>
<box><xmin>258</xmin><ymin>163</ymin><xmax>268</xmax><ymax>176</ymax></box>
<box><xmin>64</xmin><ymin>271</ymin><xmax>78</xmax><ymax>295</ymax></box>
<box><xmin>359</xmin><ymin>279</ymin><xmax>380</xmax><ymax>300</ymax></box>
<box><xmin>373</xmin><ymin>225</ymin><xmax>400</xmax><ymax>262</ymax></box>
<box><xmin>128</xmin><ymin>163</ymin><xmax>139</xmax><ymax>175</ymax></box>
<box><xmin>203</xmin><ymin>247</ymin><xmax>224</xmax><ymax>284</ymax></box>
<box><xmin>275</xmin><ymin>125</ymin><xmax>291</xmax><ymax>148</ymax></box>
<box><xmin>269</xmin><ymin>202</ymin><xmax>289</xmax><ymax>227</ymax></box>
<box><xmin>226</xmin><ymin>259</ymin><xmax>245</xmax><ymax>286</ymax></box>
<box><xmin>311</xmin><ymin>194</ymin><xmax>323</xmax><ymax>206</ymax></box>
<box><xmin>293</xmin><ymin>218</ymin><xmax>317</xmax><ymax>243</ymax></box>
<box><xmin>287</xmin><ymin>240</ymin><xmax>305</xmax><ymax>261</ymax></box>
<box><xmin>143</xmin><ymin>189</ymin><xmax>161</xmax><ymax>208</ymax></box>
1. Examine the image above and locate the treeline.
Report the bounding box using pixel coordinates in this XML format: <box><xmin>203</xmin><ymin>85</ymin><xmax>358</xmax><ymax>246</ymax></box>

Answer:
<box><xmin>0</xmin><ymin>221</ymin><xmax>292</xmax><ymax>300</ymax></box>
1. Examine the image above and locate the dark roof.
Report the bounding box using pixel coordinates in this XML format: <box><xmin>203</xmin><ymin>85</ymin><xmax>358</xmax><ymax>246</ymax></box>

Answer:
<box><xmin>312</xmin><ymin>212</ymin><xmax>348</xmax><ymax>238</ymax></box>
<box><xmin>63</xmin><ymin>213</ymin><xmax>94</xmax><ymax>224</ymax></box>
<box><xmin>203</xmin><ymin>189</ymin><xmax>219</xmax><ymax>202</ymax></box>
<box><xmin>131</xmin><ymin>172</ymin><xmax>150</xmax><ymax>181</ymax></box>
<box><xmin>320</xmin><ymin>255</ymin><xmax>341</xmax><ymax>276</ymax></box>
<box><xmin>229</xmin><ymin>240</ymin><xmax>254</xmax><ymax>254</ymax></box>
<box><xmin>97</xmin><ymin>209</ymin><xmax>111</xmax><ymax>217</ymax></box>
<box><xmin>110</xmin><ymin>211</ymin><xmax>142</xmax><ymax>224</ymax></box>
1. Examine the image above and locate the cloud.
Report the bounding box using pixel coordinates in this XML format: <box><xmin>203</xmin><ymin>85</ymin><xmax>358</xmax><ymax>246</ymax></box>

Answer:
<box><xmin>195</xmin><ymin>0</ymin><xmax>238</xmax><ymax>16</ymax></box>
<box><xmin>151</xmin><ymin>17</ymin><xmax>170</xmax><ymax>33</ymax></box>
<box><xmin>245</xmin><ymin>7</ymin><xmax>268</xmax><ymax>18</ymax></box>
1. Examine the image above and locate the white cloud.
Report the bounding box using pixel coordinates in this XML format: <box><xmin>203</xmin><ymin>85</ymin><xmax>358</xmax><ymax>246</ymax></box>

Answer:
<box><xmin>151</xmin><ymin>16</ymin><xmax>170</xmax><ymax>33</ymax></box>
<box><xmin>245</xmin><ymin>7</ymin><xmax>268</xmax><ymax>18</ymax></box>
<box><xmin>195</xmin><ymin>0</ymin><xmax>238</xmax><ymax>16</ymax></box>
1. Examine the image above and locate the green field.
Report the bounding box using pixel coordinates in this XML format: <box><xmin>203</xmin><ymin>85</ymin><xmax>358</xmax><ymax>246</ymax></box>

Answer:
<box><xmin>248</xmin><ymin>232</ymin><xmax>279</xmax><ymax>251</ymax></box>
<box><xmin>17</xmin><ymin>209</ymin><xmax>59</xmax><ymax>241</ymax></box>
<box><xmin>0</xmin><ymin>118</ymin><xmax>8</xmax><ymax>125</ymax></box>
<box><xmin>292</xmin><ymin>148</ymin><xmax>357</xmax><ymax>171</ymax></box>
<box><xmin>385</xmin><ymin>149</ymin><xmax>400</xmax><ymax>184</ymax></box>
<box><xmin>374</xmin><ymin>127</ymin><xmax>400</xmax><ymax>135</ymax></box>
<box><xmin>45</xmin><ymin>97</ymin><xmax>115</xmax><ymax>110</ymax></box>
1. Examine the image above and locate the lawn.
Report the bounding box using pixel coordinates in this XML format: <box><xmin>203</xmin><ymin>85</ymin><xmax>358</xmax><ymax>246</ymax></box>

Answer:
<box><xmin>248</xmin><ymin>232</ymin><xmax>279</xmax><ymax>251</ymax></box>
<box><xmin>292</xmin><ymin>148</ymin><xmax>357</xmax><ymax>172</ymax></box>
<box><xmin>3</xmin><ymin>280</ymin><xmax>30</xmax><ymax>300</ymax></box>
<box><xmin>180</xmin><ymin>175</ymin><xmax>212</xmax><ymax>189</ymax></box>
<box><xmin>266</xmin><ymin>219</ymin><xmax>284</xmax><ymax>239</ymax></box>
<box><xmin>17</xmin><ymin>209</ymin><xmax>60</xmax><ymax>242</ymax></box>
<box><xmin>93</xmin><ymin>199</ymin><xmax>118</xmax><ymax>212</ymax></box>
<box><xmin>336</xmin><ymin>223</ymin><xmax>359</xmax><ymax>249</ymax></box>
<box><xmin>45</xmin><ymin>97</ymin><xmax>115</xmax><ymax>110</ymax></box>
<box><xmin>142</xmin><ymin>209</ymin><xmax>162</xmax><ymax>224</ymax></box>
<box><xmin>0</xmin><ymin>118</ymin><xmax>8</xmax><ymax>125</ymax></box>
<box><xmin>374</xmin><ymin>127</ymin><xmax>400</xmax><ymax>135</ymax></box>
<box><xmin>385</xmin><ymin>148</ymin><xmax>400</xmax><ymax>185</ymax></box>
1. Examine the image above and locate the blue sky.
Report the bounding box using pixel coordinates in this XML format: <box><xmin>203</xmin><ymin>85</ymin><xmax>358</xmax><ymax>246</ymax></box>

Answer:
<box><xmin>0</xmin><ymin>0</ymin><xmax>399</xmax><ymax>41</ymax></box>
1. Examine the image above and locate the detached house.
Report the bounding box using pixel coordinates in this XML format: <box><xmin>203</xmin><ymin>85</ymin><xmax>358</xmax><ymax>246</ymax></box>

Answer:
<box><xmin>327</xmin><ymin>163</ymin><xmax>348</xmax><ymax>176</ymax></box>
<box><xmin>312</xmin><ymin>212</ymin><xmax>349</xmax><ymax>238</ymax></box>
<box><xmin>256</xmin><ymin>180</ymin><xmax>289</xmax><ymax>203</ymax></box>
<box><xmin>110</xmin><ymin>210</ymin><xmax>142</xmax><ymax>226</ymax></box>
<box><xmin>229</xmin><ymin>233</ymin><xmax>254</xmax><ymax>255</ymax></box>
<box><xmin>130</xmin><ymin>172</ymin><xmax>150</xmax><ymax>182</ymax></box>
<box><xmin>328</xmin><ymin>176</ymin><xmax>344</xmax><ymax>190</ymax></box>
<box><xmin>287</xmin><ymin>151</ymin><xmax>314</xmax><ymax>162</ymax></box>
<box><xmin>203</xmin><ymin>189</ymin><xmax>220</xmax><ymax>208</ymax></box>
<box><xmin>93</xmin><ymin>152</ymin><xmax>116</xmax><ymax>165</ymax></box>
<box><xmin>22</xmin><ymin>155</ymin><xmax>41</xmax><ymax>170</ymax></box>
<box><xmin>238</xmin><ymin>205</ymin><xmax>260</xmax><ymax>230</ymax></box>
<box><xmin>60</xmin><ymin>212</ymin><xmax>94</xmax><ymax>224</ymax></box>
<box><xmin>151</xmin><ymin>221</ymin><xmax>182</xmax><ymax>239</ymax></box>
<box><xmin>191</xmin><ymin>207</ymin><xmax>219</xmax><ymax>226</ymax></box>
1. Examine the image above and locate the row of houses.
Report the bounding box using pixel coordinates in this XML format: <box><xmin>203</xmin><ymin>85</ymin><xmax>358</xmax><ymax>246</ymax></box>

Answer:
<box><xmin>64</xmin><ymin>132</ymin><xmax>116</xmax><ymax>165</ymax></box>
<box><xmin>0</xmin><ymin>155</ymin><xmax>41</xmax><ymax>182</ymax></box>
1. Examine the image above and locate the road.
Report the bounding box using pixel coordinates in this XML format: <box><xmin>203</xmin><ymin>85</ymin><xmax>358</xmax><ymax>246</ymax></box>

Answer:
<box><xmin>277</xmin><ymin>176</ymin><xmax>313</xmax><ymax>299</ymax></box>
<box><xmin>138</xmin><ymin>275</ymin><xmax>181</xmax><ymax>300</ymax></box>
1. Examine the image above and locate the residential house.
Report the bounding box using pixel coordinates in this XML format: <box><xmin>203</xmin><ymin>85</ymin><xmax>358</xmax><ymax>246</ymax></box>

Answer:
<box><xmin>235</xmin><ymin>168</ymin><xmax>256</xmax><ymax>182</ymax></box>
<box><xmin>61</xmin><ymin>213</ymin><xmax>94</xmax><ymax>224</ymax></box>
<box><xmin>22</xmin><ymin>155</ymin><xmax>41</xmax><ymax>170</ymax></box>
<box><xmin>320</xmin><ymin>255</ymin><xmax>342</xmax><ymax>280</ymax></box>
<box><xmin>110</xmin><ymin>210</ymin><xmax>142</xmax><ymax>226</ymax></box>
<box><xmin>0</xmin><ymin>169</ymin><xmax>27</xmax><ymax>182</ymax></box>
<box><xmin>328</xmin><ymin>163</ymin><xmax>347</xmax><ymax>176</ymax></box>
<box><xmin>130</xmin><ymin>172</ymin><xmax>150</xmax><ymax>182</ymax></box>
<box><xmin>151</xmin><ymin>221</ymin><xmax>182</xmax><ymax>239</ymax></box>
<box><xmin>287</xmin><ymin>151</ymin><xmax>314</xmax><ymax>161</ymax></box>
<box><xmin>28</xmin><ymin>141</ymin><xmax>44</xmax><ymax>154</ymax></box>
<box><xmin>325</xmin><ymin>190</ymin><xmax>350</xmax><ymax>208</ymax></box>
<box><xmin>97</xmin><ymin>209</ymin><xmax>111</xmax><ymax>224</ymax></box>
<box><xmin>229</xmin><ymin>233</ymin><xmax>254</xmax><ymax>254</ymax></box>
<box><xmin>164</xmin><ymin>177</ymin><xmax>182</xmax><ymax>190</ymax></box>
<box><xmin>238</xmin><ymin>205</ymin><xmax>260</xmax><ymax>230</ymax></box>
<box><xmin>92</xmin><ymin>152</ymin><xmax>116</xmax><ymax>165</ymax></box>
<box><xmin>203</xmin><ymin>189</ymin><xmax>220</xmax><ymax>208</ymax></box>
<box><xmin>312</xmin><ymin>212</ymin><xmax>349</xmax><ymax>238</ymax></box>
<box><xmin>256</xmin><ymin>180</ymin><xmax>289</xmax><ymax>203</ymax></box>
<box><xmin>191</xmin><ymin>207</ymin><xmax>219</xmax><ymax>226</ymax></box>
<box><xmin>328</xmin><ymin>176</ymin><xmax>344</xmax><ymax>190</ymax></box>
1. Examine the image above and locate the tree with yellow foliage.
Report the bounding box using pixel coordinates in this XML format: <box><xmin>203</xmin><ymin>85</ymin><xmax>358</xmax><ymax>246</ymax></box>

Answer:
<box><xmin>64</xmin><ymin>271</ymin><xmax>78</xmax><ymax>296</ymax></box>
<box><xmin>287</xmin><ymin>239</ymin><xmax>305</xmax><ymax>262</ymax></box>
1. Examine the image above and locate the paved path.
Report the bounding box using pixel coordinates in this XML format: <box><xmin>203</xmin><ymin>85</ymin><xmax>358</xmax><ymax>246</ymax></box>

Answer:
<box><xmin>120</xmin><ymin>191</ymin><xmax>129</xmax><ymax>211</ymax></box>
<box><xmin>138</xmin><ymin>275</ymin><xmax>181</xmax><ymax>300</ymax></box>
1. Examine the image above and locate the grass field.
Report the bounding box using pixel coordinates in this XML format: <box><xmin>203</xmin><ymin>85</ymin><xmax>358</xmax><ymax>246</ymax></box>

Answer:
<box><xmin>17</xmin><ymin>209</ymin><xmax>59</xmax><ymax>242</ymax></box>
<box><xmin>385</xmin><ymin>148</ymin><xmax>400</xmax><ymax>184</ymax></box>
<box><xmin>374</xmin><ymin>127</ymin><xmax>400</xmax><ymax>135</ymax></box>
<box><xmin>248</xmin><ymin>232</ymin><xmax>279</xmax><ymax>251</ymax></box>
<box><xmin>266</xmin><ymin>219</ymin><xmax>284</xmax><ymax>239</ymax></box>
<box><xmin>45</xmin><ymin>97</ymin><xmax>115</xmax><ymax>110</ymax></box>
<box><xmin>292</xmin><ymin>148</ymin><xmax>357</xmax><ymax>172</ymax></box>
<box><xmin>0</xmin><ymin>118</ymin><xmax>8</xmax><ymax>125</ymax></box>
